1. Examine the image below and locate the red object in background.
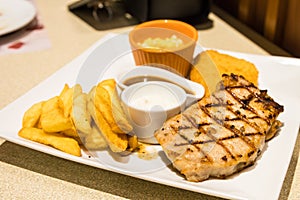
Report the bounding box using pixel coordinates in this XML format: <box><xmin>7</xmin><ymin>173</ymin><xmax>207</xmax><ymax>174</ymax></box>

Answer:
<box><xmin>26</xmin><ymin>17</ymin><xmax>45</xmax><ymax>31</ymax></box>
<box><xmin>8</xmin><ymin>41</ymin><xmax>25</xmax><ymax>49</ymax></box>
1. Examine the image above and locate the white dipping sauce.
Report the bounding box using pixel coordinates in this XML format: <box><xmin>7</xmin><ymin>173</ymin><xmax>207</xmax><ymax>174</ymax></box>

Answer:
<box><xmin>128</xmin><ymin>84</ymin><xmax>179</xmax><ymax>110</ymax></box>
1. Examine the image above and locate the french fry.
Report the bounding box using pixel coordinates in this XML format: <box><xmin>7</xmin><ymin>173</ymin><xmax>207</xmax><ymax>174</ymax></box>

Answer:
<box><xmin>101</xmin><ymin>80</ymin><xmax>133</xmax><ymax>133</ymax></box>
<box><xmin>73</xmin><ymin>84</ymin><xmax>83</xmax><ymax>99</ymax></box>
<box><xmin>18</xmin><ymin>127</ymin><xmax>81</xmax><ymax>156</ymax></box>
<box><xmin>41</xmin><ymin>96</ymin><xmax>63</xmax><ymax>113</ymax></box>
<box><xmin>59</xmin><ymin>84</ymin><xmax>73</xmax><ymax>118</ymax></box>
<box><xmin>91</xmin><ymin>98</ymin><xmax>128</xmax><ymax>152</ymax></box>
<box><xmin>87</xmin><ymin>87</ymin><xmax>96</xmax><ymax>117</ymax></box>
<box><xmin>22</xmin><ymin>101</ymin><xmax>43</xmax><ymax>128</ymax></box>
<box><xmin>88</xmin><ymin>93</ymin><xmax>128</xmax><ymax>152</ymax></box>
<box><xmin>94</xmin><ymin>79</ymin><xmax>132</xmax><ymax>134</ymax></box>
<box><xmin>62</xmin><ymin>126</ymin><xmax>80</xmax><ymax>141</ymax></box>
<box><xmin>88</xmin><ymin>80</ymin><xmax>132</xmax><ymax>152</ymax></box>
<box><xmin>40</xmin><ymin>96</ymin><xmax>73</xmax><ymax>133</ymax></box>
<box><xmin>72</xmin><ymin>93</ymin><xmax>92</xmax><ymax>135</ymax></box>
<box><xmin>127</xmin><ymin>135</ymin><xmax>139</xmax><ymax>152</ymax></box>
<box><xmin>87</xmin><ymin>86</ymin><xmax>96</xmax><ymax>103</ymax></box>
<box><xmin>59</xmin><ymin>84</ymin><xmax>69</xmax><ymax>97</ymax></box>
<box><xmin>95</xmin><ymin>110</ymin><xmax>128</xmax><ymax>152</ymax></box>
<box><xmin>84</xmin><ymin>124</ymin><xmax>107</xmax><ymax>150</ymax></box>
<box><xmin>20</xmin><ymin>80</ymin><xmax>137</xmax><ymax>156</ymax></box>
<box><xmin>59</xmin><ymin>84</ymin><xmax>84</xmax><ymax>118</ymax></box>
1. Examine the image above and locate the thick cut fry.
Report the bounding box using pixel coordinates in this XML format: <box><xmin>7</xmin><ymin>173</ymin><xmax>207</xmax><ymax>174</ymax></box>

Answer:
<box><xmin>18</xmin><ymin>127</ymin><xmax>81</xmax><ymax>156</ymax></box>
<box><xmin>94</xmin><ymin>79</ymin><xmax>132</xmax><ymax>134</ymax></box>
<box><xmin>88</xmin><ymin>99</ymin><xmax>127</xmax><ymax>152</ymax></box>
<box><xmin>59</xmin><ymin>84</ymin><xmax>83</xmax><ymax>118</ymax></box>
<box><xmin>92</xmin><ymin>99</ymin><xmax>128</xmax><ymax>152</ymax></box>
<box><xmin>59</xmin><ymin>84</ymin><xmax>73</xmax><ymax>118</ymax></box>
<box><xmin>62</xmin><ymin>126</ymin><xmax>80</xmax><ymax>140</ymax></box>
<box><xmin>87</xmin><ymin>86</ymin><xmax>95</xmax><ymax>104</ymax></box>
<box><xmin>100</xmin><ymin>80</ymin><xmax>133</xmax><ymax>133</ymax></box>
<box><xmin>59</xmin><ymin>84</ymin><xmax>69</xmax><ymax>97</ymax></box>
<box><xmin>42</xmin><ymin>96</ymin><xmax>63</xmax><ymax>113</ymax></box>
<box><xmin>84</xmin><ymin>125</ymin><xmax>107</xmax><ymax>150</ymax></box>
<box><xmin>86</xmin><ymin>99</ymin><xmax>107</xmax><ymax>149</ymax></box>
<box><xmin>72</xmin><ymin>93</ymin><xmax>92</xmax><ymax>135</ymax></box>
<box><xmin>40</xmin><ymin>96</ymin><xmax>73</xmax><ymax>132</ymax></box>
<box><xmin>87</xmin><ymin>98</ymin><xmax>97</xmax><ymax>122</ymax></box>
<box><xmin>127</xmin><ymin>135</ymin><xmax>139</xmax><ymax>152</ymax></box>
<box><xmin>22</xmin><ymin>101</ymin><xmax>43</xmax><ymax>128</ymax></box>
<box><xmin>73</xmin><ymin>84</ymin><xmax>83</xmax><ymax>99</ymax></box>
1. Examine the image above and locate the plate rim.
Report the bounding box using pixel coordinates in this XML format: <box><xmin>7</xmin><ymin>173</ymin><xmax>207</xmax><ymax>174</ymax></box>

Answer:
<box><xmin>0</xmin><ymin>0</ymin><xmax>36</xmax><ymax>36</ymax></box>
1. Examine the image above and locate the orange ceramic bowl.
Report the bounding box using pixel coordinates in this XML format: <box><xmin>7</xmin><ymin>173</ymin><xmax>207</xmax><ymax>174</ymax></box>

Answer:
<box><xmin>129</xmin><ymin>20</ymin><xmax>198</xmax><ymax>77</ymax></box>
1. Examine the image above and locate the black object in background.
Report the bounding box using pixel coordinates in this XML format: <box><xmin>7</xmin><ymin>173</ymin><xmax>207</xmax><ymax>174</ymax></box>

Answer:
<box><xmin>124</xmin><ymin>0</ymin><xmax>212</xmax><ymax>29</ymax></box>
<box><xmin>68</xmin><ymin>0</ymin><xmax>139</xmax><ymax>30</ymax></box>
<box><xmin>68</xmin><ymin>0</ymin><xmax>213</xmax><ymax>31</ymax></box>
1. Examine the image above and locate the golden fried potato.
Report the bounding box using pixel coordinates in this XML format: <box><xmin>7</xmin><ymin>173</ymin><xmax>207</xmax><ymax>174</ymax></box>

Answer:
<box><xmin>59</xmin><ymin>84</ymin><xmax>69</xmax><ymax>97</ymax></box>
<box><xmin>84</xmin><ymin>125</ymin><xmax>107</xmax><ymax>150</ymax></box>
<box><xmin>59</xmin><ymin>84</ymin><xmax>83</xmax><ymax>118</ymax></box>
<box><xmin>87</xmin><ymin>80</ymin><xmax>135</xmax><ymax>152</ymax></box>
<box><xmin>72</xmin><ymin>93</ymin><xmax>92</xmax><ymax>135</ymax></box>
<box><xmin>20</xmin><ymin>81</ymin><xmax>136</xmax><ymax>156</ymax></box>
<box><xmin>190</xmin><ymin>50</ymin><xmax>259</xmax><ymax>97</ymax></box>
<box><xmin>94</xmin><ymin>79</ymin><xmax>132</xmax><ymax>134</ymax></box>
<box><xmin>87</xmin><ymin>86</ymin><xmax>96</xmax><ymax>103</ymax></box>
<box><xmin>19</xmin><ymin>84</ymin><xmax>91</xmax><ymax>157</ymax></box>
<box><xmin>95</xmin><ymin>108</ymin><xmax>128</xmax><ymax>152</ymax></box>
<box><xmin>86</xmin><ymin>99</ymin><xmax>108</xmax><ymax>149</ymax></box>
<box><xmin>22</xmin><ymin>101</ymin><xmax>43</xmax><ymax>128</ymax></box>
<box><xmin>87</xmin><ymin>95</ymin><xmax>96</xmax><ymax>121</ymax></box>
<box><xmin>40</xmin><ymin>96</ymin><xmax>73</xmax><ymax>133</ymax></box>
<box><xmin>73</xmin><ymin>84</ymin><xmax>83</xmax><ymax>99</ymax></box>
<box><xmin>18</xmin><ymin>127</ymin><xmax>81</xmax><ymax>156</ymax></box>
<box><xmin>61</xmin><ymin>126</ymin><xmax>81</xmax><ymax>142</ymax></box>
<box><xmin>90</xmin><ymin>97</ymin><xmax>128</xmax><ymax>152</ymax></box>
<box><xmin>127</xmin><ymin>135</ymin><xmax>139</xmax><ymax>152</ymax></box>
<box><xmin>41</xmin><ymin>96</ymin><xmax>63</xmax><ymax>112</ymax></box>
<box><xmin>59</xmin><ymin>84</ymin><xmax>73</xmax><ymax>118</ymax></box>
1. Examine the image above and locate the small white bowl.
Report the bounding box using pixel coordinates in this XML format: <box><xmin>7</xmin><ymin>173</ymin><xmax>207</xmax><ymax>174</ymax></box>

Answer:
<box><xmin>120</xmin><ymin>81</ymin><xmax>186</xmax><ymax>144</ymax></box>
<box><xmin>118</xmin><ymin>66</ymin><xmax>205</xmax><ymax>144</ymax></box>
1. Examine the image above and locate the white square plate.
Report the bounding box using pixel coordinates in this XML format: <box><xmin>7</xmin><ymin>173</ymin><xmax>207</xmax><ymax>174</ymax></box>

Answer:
<box><xmin>1</xmin><ymin>33</ymin><xmax>300</xmax><ymax>200</ymax></box>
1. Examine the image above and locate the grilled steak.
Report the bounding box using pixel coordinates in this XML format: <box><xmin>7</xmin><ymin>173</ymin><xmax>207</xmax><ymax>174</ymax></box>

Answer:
<box><xmin>155</xmin><ymin>74</ymin><xmax>284</xmax><ymax>182</ymax></box>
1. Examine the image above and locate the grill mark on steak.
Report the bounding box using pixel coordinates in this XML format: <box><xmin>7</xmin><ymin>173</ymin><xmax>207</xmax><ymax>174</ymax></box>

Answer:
<box><xmin>182</xmin><ymin>113</ymin><xmax>199</xmax><ymax>129</ymax></box>
<box><xmin>222</xmin><ymin>99</ymin><xmax>263</xmax><ymax>132</ymax></box>
<box><xmin>201</xmin><ymin>101</ymin><xmax>257</xmax><ymax>136</ymax></box>
<box><xmin>198</xmin><ymin>104</ymin><xmax>256</xmax><ymax>159</ymax></box>
<box><xmin>177</xmin><ymin>91</ymin><xmax>262</xmax><ymax>161</ymax></box>
<box><xmin>155</xmin><ymin>74</ymin><xmax>284</xmax><ymax>182</ymax></box>
<box><xmin>214</xmin><ymin>80</ymin><xmax>277</xmax><ymax>135</ymax></box>
<box><xmin>226</xmin><ymin>86</ymin><xmax>271</xmax><ymax>124</ymax></box>
<box><xmin>178</xmin><ymin>112</ymin><xmax>237</xmax><ymax>162</ymax></box>
<box><xmin>222</xmin><ymin>74</ymin><xmax>283</xmax><ymax>123</ymax></box>
<box><xmin>193</xmin><ymin>144</ymin><xmax>214</xmax><ymax>163</ymax></box>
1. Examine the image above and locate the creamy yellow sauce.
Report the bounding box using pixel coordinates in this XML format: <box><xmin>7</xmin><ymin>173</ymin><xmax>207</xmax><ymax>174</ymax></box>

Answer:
<box><xmin>137</xmin><ymin>35</ymin><xmax>183</xmax><ymax>50</ymax></box>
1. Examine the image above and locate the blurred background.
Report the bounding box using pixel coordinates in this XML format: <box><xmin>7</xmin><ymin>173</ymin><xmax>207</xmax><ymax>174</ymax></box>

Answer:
<box><xmin>69</xmin><ymin>0</ymin><xmax>299</xmax><ymax>57</ymax></box>
<box><xmin>213</xmin><ymin>0</ymin><xmax>299</xmax><ymax>57</ymax></box>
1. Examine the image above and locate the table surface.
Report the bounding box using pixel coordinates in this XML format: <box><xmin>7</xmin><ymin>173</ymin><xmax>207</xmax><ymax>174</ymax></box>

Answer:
<box><xmin>0</xmin><ymin>0</ymin><xmax>299</xmax><ymax>199</ymax></box>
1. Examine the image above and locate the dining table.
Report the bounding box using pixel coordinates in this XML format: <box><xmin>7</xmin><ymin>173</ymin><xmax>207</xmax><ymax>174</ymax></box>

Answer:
<box><xmin>0</xmin><ymin>0</ymin><xmax>299</xmax><ymax>199</ymax></box>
